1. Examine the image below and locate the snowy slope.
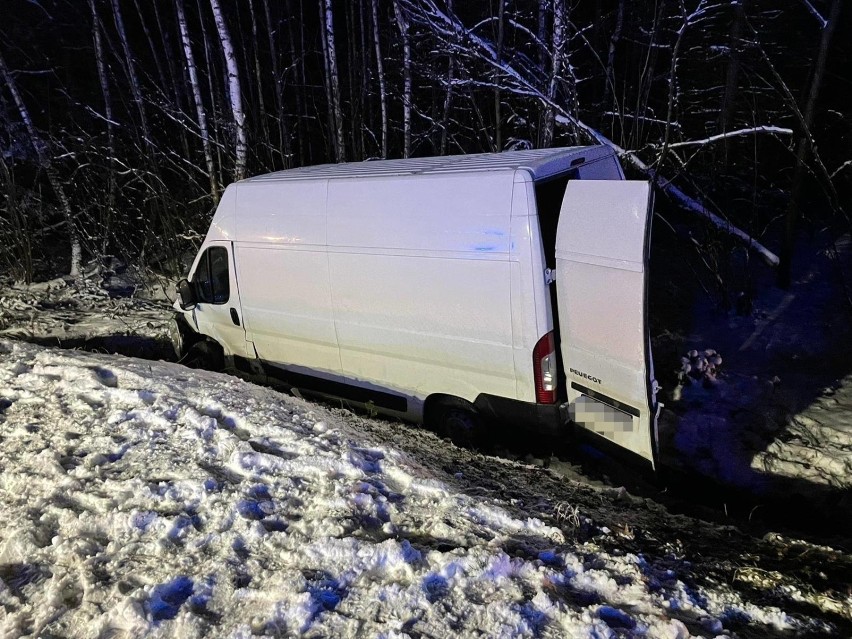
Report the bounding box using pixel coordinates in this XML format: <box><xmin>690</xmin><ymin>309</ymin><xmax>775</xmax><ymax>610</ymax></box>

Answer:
<box><xmin>1</xmin><ymin>339</ymin><xmax>844</xmax><ymax>638</ymax></box>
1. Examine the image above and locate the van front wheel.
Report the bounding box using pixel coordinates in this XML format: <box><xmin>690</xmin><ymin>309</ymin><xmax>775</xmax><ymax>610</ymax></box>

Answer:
<box><xmin>184</xmin><ymin>340</ymin><xmax>224</xmax><ymax>372</ymax></box>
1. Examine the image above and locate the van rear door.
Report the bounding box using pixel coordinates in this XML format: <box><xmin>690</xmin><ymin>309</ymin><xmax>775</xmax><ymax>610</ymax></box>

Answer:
<box><xmin>554</xmin><ymin>181</ymin><xmax>658</xmax><ymax>468</ymax></box>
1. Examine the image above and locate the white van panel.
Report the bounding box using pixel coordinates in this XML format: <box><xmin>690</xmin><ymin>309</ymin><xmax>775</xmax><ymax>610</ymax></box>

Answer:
<box><xmin>236</xmin><ymin>244</ymin><xmax>341</xmax><ymax>377</ymax></box>
<box><xmin>327</xmin><ymin>173</ymin><xmax>513</xmax><ymax>254</ymax></box>
<box><xmin>325</xmin><ymin>172</ymin><xmax>519</xmax><ymax>403</ymax></box>
<box><xmin>329</xmin><ymin>252</ymin><xmax>517</xmax><ymax>402</ymax></box>
<box><xmin>235</xmin><ymin>180</ymin><xmax>327</xmax><ymax>245</ymax></box>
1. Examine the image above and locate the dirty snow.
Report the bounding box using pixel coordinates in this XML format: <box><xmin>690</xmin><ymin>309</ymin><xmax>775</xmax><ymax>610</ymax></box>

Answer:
<box><xmin>1</xmin><ymin>339</ymin><xmax>845</xmax><ymax>638</ymax></box>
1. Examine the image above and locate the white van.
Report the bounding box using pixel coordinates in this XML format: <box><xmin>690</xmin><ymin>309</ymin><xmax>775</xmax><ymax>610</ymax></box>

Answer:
<box><xmin>172</xmin><ymin>147</ymin><xmax>660</xmax><ymax>469</ymax></box>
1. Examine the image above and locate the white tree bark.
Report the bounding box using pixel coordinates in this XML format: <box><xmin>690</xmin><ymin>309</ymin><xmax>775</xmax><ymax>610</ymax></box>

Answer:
<box><xmin>370</xmin><ymin>0</ymin><xmax>388</xmax><ymax>158</ymax></box>
<box><xmin>0</xmin><ymin>52</ymin><xmax>82</xmax><ymax>277</ymax></box>
<box><xmin>393</xmin><ymin>0</ymin><xmax>412</xmax><ymax>157</ymax></box>
<box><xmin>176</xmin><ymin>0</ymin><xmax>218</xmax><ymax>202</ymax></box>
<box><xmin>209</xmin><ymin>0</ymin><xmax>247</xmax><ymax>180</ymax></box>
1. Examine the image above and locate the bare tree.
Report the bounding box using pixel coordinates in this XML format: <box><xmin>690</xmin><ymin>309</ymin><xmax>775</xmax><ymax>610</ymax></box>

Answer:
<box><xmin>176</xmin><ymin>0</ymin><xmax>219</xmax><ymax>202</ymax></box>
<box><xmin>89</xmin><ymin>0</ymin><xmax>116</xmax><ymax>226</ymax></box>
<box><xmin>493</xmin><ymin>0</ymin><xmax>506</xmax><ymax>150</ymax></box>
<box><xmin>319</xmin><ymin>0</ymin><xmax>346</xmax><ymax>162</ymax></box>
<box><xmin>111</xmin><ymin>0</ymin><xmax>152</xmax><ymax>147</ymax></box>
<box><xmin>779</xmin><ymin>0</ymin><xmax>842</xmax><ymax>287</ymax></box>
<box><xmin>393</xmin><ymin>0</ymin><xmax>413</xmax><ymax>157</ymax></box>
<box><xmin>0</xmin><ymin>51</ymin><xmax>82</xmax><ymax>277</ymax></box>
<box><xmin>540</xmin><ymin>0</ymin><xmax>564</xmax><ymax>147</ymax></box>
<box><xmin>209</xmin><ymin>0</ymin><xmax>247</xmax><ymax>180</ymax></box>
<box><xmin>260</xmin><ymin>0</ymin><xmax>293</xmax><ymax>168</ymax></box>
<box><xmin>371</xmin><ymin>0</ymin><xmax>389</xmax><ymax>158</ymax></box>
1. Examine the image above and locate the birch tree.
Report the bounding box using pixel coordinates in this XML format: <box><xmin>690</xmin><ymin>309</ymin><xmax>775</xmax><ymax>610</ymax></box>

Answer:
<box><xmin>394</xmin><ymin>0</ymin><xmax>412</xmax><ymax>158</ymax></box>
<box><xmin>176</xmin><ymin>0</ymin><xmax>218</xmax><ymax>202</ymax></box>
<box><xmin>371</xmin><ymin>0</ymin><xmax>389</xmax><ymax>158</ymax></box>
<box><xmin>209</xmin><ymin>0</ymin><xmax>247</xmax><ymax>180</ymax></box>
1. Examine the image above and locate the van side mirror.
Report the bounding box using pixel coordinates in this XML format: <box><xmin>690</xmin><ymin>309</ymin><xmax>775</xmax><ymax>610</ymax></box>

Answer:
<box><xmin>177</xmin><ymin>278</ymin><xmax>197</xmax><ymax>310</ymax></box>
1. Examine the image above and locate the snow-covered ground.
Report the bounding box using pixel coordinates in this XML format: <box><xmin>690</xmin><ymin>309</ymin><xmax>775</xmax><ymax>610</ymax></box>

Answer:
<box><xmin>2</xmin><ymin>338</ymin><xmax>849</xmax><ymax>638</ymax></box>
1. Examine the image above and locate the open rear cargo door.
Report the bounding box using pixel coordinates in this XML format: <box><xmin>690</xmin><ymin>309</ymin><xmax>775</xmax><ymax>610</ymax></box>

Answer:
<box><xmin>554</xmin><ymin>180</ymin><xmax>659</xmax><ymax>469</ymax></box>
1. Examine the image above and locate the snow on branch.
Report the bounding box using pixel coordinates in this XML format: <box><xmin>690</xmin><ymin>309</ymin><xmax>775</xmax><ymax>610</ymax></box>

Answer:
<box><xmin>665</xmin><ymin>126</ymin><xmax>793</xmax><ymax>149</ymax></box>
<box><xmin>830</xmin><ymin>160</ymin><xmax>852</xmax><ymax>179</ymax></box>
<box><xmin>800</xmin><ymin>0</ymin><xmax>828</xmax><ymax>27</ymax></box>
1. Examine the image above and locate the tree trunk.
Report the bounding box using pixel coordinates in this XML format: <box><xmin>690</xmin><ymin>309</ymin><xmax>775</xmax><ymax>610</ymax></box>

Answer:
<box><xmin>320</xmin><ymin>0</ymin><xmax>346</xmax><ymax>162</ymax></box>
<box><xmin>494</xmin><ymin>0</ymin><xmax>505</xmax><ymax>151</ymax></box>
<box><xmin>541</xmin><ymin>0</ymin><xmax>564</xmax><ymax>147</ymax></box>
<box><xmin>110</xmin><ymin>0</ymin><xmax>151</xmax><ymax>146</ymax></box>
<box><xmin>89</xmin><ymin>0</ymin><xmax>116</xmax><ymax>238</ymax></box>
<box><xmin>283</xmin><ymin>0</ymin><xmax>307</xmax><ymax>165</ymax></box>
<box><xmin>537</xmin><ymin>0</ymin><xmax>549</xmax><ymax>68</ymax></box>
<box><xmin>779</xmin><ymin>0</ymin><xmax>841</xmax><ymax>288</ymax></box>
<box><xmin>371</xmin><ymin>0</ymin><xmax>388</xmax><ymax>158</ymax></box>
<box><xmin>262</xmin><ymin>0</ymin><xmax>292</xmax><ymax>168</ymax></box>
<box><xmin>0</xmin><ymin>51</ymin><xmax>82</xmax><ymax>278</ymax></box>
<box><xmin>132</xmin><ymin>0</ymin><xmax>169</xmax><ymax>93</ymax></box>
<box><xmin>603</xmin><ymin>0</ymin><xmax>623</xmax><ymax>119</ymax></box>
<box><xmin>393</xmin><ymin>0</ymin><xmax>412</xmax><ymax>158</ymax></box>
<box><xmin>718</xmin><ymin>0</ymin><xmax>747</xmax><ymax>140</ymax></box>
<box><xmin>209</xmin><ymin>0</ymin><xmax>247</xmax><ymax>180</ymax></box>
<box><xmin>176</xmin><ymin>0</ymin><xmax>218</xmax><ymax>202</ymax></box>
<box><xmin>247</xmin><ymin>0</ymin><xmax>274</xmax><ymax>170</ymax></box>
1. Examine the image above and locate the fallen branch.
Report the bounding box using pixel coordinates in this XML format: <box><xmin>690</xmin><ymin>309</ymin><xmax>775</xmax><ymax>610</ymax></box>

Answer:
<box><xmin>557</xmin><ymin>115</ymin><xmax>780</xmax><ymax>267</ymax></box>
<box><xmin>664</xmin><ymin>126</ymin><xmax>793</xmax><ymax>149</ymax></box>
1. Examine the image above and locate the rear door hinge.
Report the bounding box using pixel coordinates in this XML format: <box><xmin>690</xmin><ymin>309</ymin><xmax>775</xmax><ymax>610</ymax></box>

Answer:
<box><xmin>544</xmin><ymin>268</ymin><xmax>556</xmax><ymax>285</ymax></box>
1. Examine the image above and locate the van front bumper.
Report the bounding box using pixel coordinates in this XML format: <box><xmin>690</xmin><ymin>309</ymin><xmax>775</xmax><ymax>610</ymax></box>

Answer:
<box><xmin>474</xmin><ymin>394</ymin><xmax>565</xmax><ymax>436</ymax></box>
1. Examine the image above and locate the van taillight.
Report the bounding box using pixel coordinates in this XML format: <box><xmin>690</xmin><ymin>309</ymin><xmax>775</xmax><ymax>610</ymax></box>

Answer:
<box><xmin>533</xmin><ymin>331</ymin><xmax>557</xmax><ymax>404</ymax></box>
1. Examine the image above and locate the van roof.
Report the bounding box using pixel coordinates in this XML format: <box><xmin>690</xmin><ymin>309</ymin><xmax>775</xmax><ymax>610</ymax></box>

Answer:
<box><xmin>241</xmin><ymin>146</ymin><xmax>610</xmax><ymax>184</ymax></box>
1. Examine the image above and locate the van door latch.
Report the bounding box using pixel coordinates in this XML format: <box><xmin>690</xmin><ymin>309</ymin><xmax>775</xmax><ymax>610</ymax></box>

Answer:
<box><xmin>544</xmin><ymin>268</ymin><xmax>556</xmax><ymax>285</ymax></box>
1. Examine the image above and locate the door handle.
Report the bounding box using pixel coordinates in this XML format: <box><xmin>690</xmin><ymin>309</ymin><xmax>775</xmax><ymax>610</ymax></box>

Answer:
<box><xmin>229</xmin><ymin>308</ymin><xmax>241</xmax><ymax>326</ymax></box>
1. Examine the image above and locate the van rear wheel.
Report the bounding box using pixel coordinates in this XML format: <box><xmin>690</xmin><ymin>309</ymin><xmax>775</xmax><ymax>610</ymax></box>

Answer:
<box><xmin>431</xmin><ymin>400</ymin><xmax>484</xmax><ymax>449</ymax></box>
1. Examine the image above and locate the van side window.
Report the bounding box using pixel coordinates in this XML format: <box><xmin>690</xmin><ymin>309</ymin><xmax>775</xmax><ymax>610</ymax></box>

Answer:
<box><xmin>193</xmin><ymin>246</ymin><xmax>230</xmax><ymax>304</ymax></box>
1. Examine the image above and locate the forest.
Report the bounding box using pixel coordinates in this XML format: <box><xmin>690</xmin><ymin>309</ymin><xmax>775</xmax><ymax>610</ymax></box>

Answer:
<box><xmin>0</xmin><ymin>0</ymin><xmax>849</xmax><ymax>297</ymax></box>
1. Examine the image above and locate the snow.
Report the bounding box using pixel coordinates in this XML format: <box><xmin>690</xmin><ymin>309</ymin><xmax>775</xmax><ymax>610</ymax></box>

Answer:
<box><xmin>1</xmin><ymin>338</ymin><xmax>840</xmax><ymax>637</ymax></box>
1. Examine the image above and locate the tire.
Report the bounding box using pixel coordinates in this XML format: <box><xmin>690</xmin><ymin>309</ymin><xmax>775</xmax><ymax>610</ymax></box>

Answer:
<box><xmin>184</xmin><ymin>340</ymin><xmax>224</xmax><ymax>372</ymax></box>
<box><xmin>432</xmin><ymin>400</ymin><xmax>484</xmax><ymax>449</ymax></box>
